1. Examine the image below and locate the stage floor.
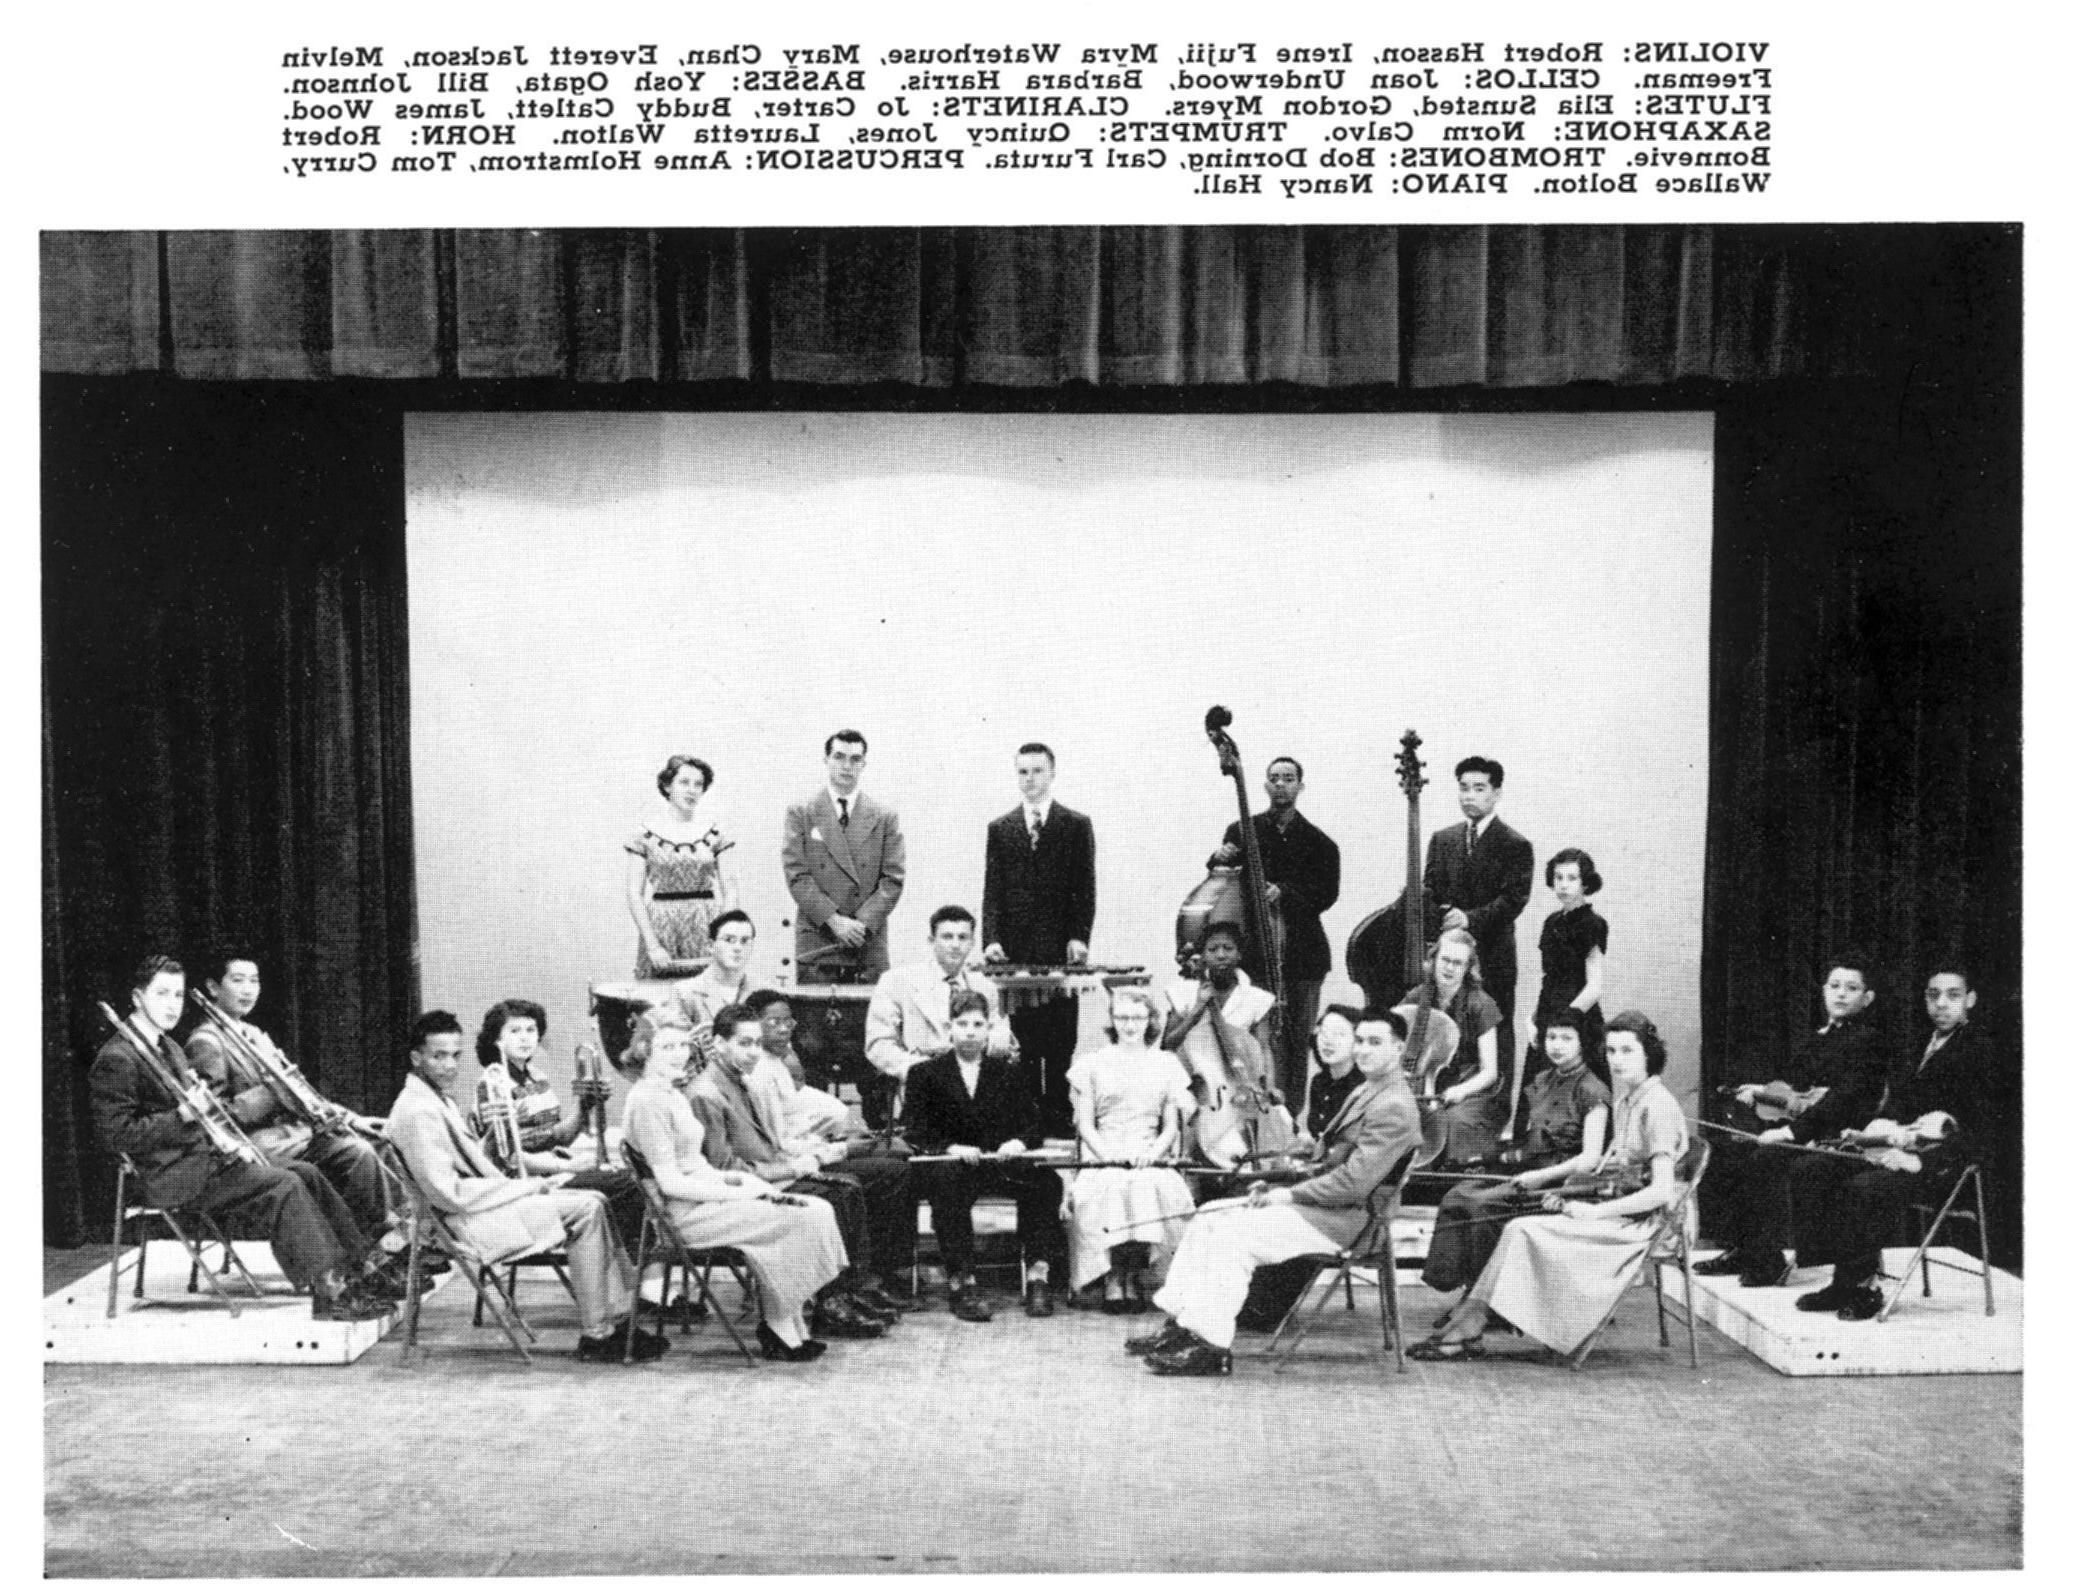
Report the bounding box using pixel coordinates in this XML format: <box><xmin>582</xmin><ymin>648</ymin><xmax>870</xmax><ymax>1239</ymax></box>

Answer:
<box><xmin>1677</xmin><ymin>1247</ymin><xmax>2020</xmax><ymax>1377</ymax></box>
<box><xmin>44</xmin><ymin>1242</ymin><xmax>420</xmax><ymax>1366</ymax></box>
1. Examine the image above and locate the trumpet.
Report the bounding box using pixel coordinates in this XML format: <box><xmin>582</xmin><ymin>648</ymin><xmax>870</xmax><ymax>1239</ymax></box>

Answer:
<box><xmin>186</xmin><ymin>986</ymin><xmax>350</xmax><ymax>1134</ymax></box>
<box><xmin>98</xmin><ymin>1000</ymin><xmax>265</xmax><ymax>1167</ymax></box>
<box><xmin>480</xmin><ymin>1060</ymin><xmax>528</xmax><ymax>1176</ymax></box>
<box><xmin>572</xmin><ymin>1032</ymin><xmax>613</xmax><ymax>1169</ymax></box>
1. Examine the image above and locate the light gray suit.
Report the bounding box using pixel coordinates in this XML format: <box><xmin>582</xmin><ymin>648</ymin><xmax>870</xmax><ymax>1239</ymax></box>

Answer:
<box><xmin>781</xmin><ymin>788</ymin><xmax>907</xmax><ymax>978</ymax></box>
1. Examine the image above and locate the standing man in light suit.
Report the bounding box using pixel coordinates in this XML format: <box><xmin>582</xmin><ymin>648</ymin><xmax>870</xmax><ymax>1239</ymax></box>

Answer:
<box><xmin>783</xmin><ymin>729</ymin><xmax>907</xmax><ymax>982</ymax></box>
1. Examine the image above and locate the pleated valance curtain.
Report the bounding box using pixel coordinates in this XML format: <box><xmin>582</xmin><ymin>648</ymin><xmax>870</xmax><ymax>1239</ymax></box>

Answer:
<box><xmin>42</xmin><ymin>225</ymin><xmax>1877</xmax><ymax>390</ymax></box>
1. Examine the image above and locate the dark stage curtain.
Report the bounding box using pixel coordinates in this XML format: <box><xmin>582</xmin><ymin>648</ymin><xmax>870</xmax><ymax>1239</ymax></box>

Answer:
<box><xmin>42</xmin><ymin>384</ymin><xmax>418</xmax><ymax>1245</ymax></box>
<box><xmin>43</xmin><ymin>225</ymin><xmax>1885</xmax><ymax>390</ymax></box>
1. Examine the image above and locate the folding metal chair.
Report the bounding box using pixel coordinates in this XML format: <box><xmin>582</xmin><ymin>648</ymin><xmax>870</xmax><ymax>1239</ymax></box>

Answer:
<box><xmin>1879</xmin><ymin>1163</ymin><xmax>1994</xmax><ymax>1321</ymax></box>
<box><xmin>473</xmin><ymin>1251</ymin><xmax>577</xmax><ymax>1328</ymax></box>
<box><xmin>105</xmin><ymin>1153</ymin><xmax>266</xmax><ymax>1319</ymax></box>
<box><xmin>1265</xmin><ymin>1146</ymin><xmax>1420</xmax><ymax>1375</ymax></box>
<box><xmin>621</xmin><ymin>1144</ymin><xmax>760</xmax><ymax>1366</ymax></box>
<box><xmin>378</xmin><ymin>1142</ymin><xmax>539</xmax><ymax>1364</ymax></box>
<box><xmin>1569</xmin><ymin>1137</ymin><xmax>1711</xmax><ymax>1371</ymax></box>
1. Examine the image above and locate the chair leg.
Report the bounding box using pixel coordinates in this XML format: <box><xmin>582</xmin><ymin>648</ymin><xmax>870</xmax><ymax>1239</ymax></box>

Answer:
<box><xmin>107</xmin><ymin>1169</ymin><xmax>128</xmax><ymax>1320</ymax></box>
<box><xmin>1971</xmin><ymin>1171</ymin><xmax>1995</xmax><ymax>1316</ymax></box>
<box><xmin>196</xmin><ymin>1215</ymin><xmax>267</xmax><ymax>1298</ymax></box>
<box><xmin>1878</xmin><ymin>1173</ymin><xmax>1970</xmax><ymax>1323</ymax></box>
<box><xmin>1378</xmin><ymin>1246</ymin><xmax>1405</xmax><ymax>1373</ymax></box>
<box><xmin>1272</xmin><ymin>1263</ymin><xmax>1339</xmax><ymax>1372</ymax></box>
<box><xmin>1684</xmin><ymin>1250</ymin><xmax>1700</xmax><ymax>1369</ymax></box>
<box><xmin>690</xmin><ymin>1258</ymin><xmax>758</xmax><ymax>1366</ymax></box>
<box><xmin>401</xmin><ymin>1212</ymin><xmax>427</xmax><ymax>1360</ymax></box>
<box><xmin>624</xmin><ymin>1221</ymin><xmax>652</xmax><ymax>1365</ymax></box>
<box><xmin>467</xmin><ymin>1259</ymin><xmax>536</xmax><ymax>1361</ymax></box>
<box><xmin>156</xmin><ymin>1213</ymin><xmax>244</xmax><ymax>1318</ymax></box>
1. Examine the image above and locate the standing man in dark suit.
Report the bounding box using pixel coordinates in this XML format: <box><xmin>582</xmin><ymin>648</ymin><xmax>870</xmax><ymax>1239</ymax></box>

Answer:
<box><xmin>1207</xmin><ymin>755</ymin><xmax>1341</xmax><ymax>1105</ymax></box>
<box><xmin>982</xmin><ymin>742</ymin><xmax>1097</xmax><ymax>1141</ymax></box>
<box><xmin>903</xmin><ymin>991</ymin><xmax>1067</xmax><ymax>1321</ymax></box>
<box><xmin>1425</xmin><ymin>755</ymin><xmax>1534</xmax><ymax>1111</ymax></box>
<box><xmin>782</xmin><ymin>729</ymin><xmax>907</xmax><ymax>982</ymax></box>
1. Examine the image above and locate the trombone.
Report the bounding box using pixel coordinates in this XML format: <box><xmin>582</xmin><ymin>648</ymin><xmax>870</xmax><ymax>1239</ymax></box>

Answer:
<box><xmin>98</xmin><ymin>1000</ymin><xmax>266</xmax><ymax>1167</ymax></box>
<box><xmin>186</xmin><ymin>986</ymin><xmax>349</xmax><ymax>1134</ymax></box>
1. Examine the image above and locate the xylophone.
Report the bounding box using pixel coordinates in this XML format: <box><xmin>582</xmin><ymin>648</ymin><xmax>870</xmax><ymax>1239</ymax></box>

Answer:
<box><xmin>978</xmin><ymin>963</ymin><xmax>1149</xmax><ymax>1016</ymax></box>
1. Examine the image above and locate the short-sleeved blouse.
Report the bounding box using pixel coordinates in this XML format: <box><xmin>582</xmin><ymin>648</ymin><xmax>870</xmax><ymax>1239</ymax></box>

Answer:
<box><xmin>1403</xmin><ymin>981</ymin><xmax>1502</xmax><ymax>1092</ymax></box>
<box><xmin>1603</xmin><ymin>1075</ymin><xmax>1687</xmax><ymax>1173</ymax></box>
<box><xmin>1521</xmin><ymin>1065</ymin><xmax>1613</xmax><ymax>1162</ymax></box>
<box><xmin>1537</xmin><ymin>905</ymin><xmax>1609</xmax><ymax>1014</ymax></box>
<box><xmin>1067</xmin><ymin>1045</ymin><xmax>1193</xmax><ymax>1152</ymax></box>
<box><xmin>626</xmin><ymin>827</ymin><xmax>720</xmax><ymax>895</ymax></box>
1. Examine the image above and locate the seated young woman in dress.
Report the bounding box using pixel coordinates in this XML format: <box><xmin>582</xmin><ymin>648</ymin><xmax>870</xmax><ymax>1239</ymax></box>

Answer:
<box><xmin>617</xmin><ymin>1004</ymin><xmax>847</xmax><ymax>1363</ymax></box>
<box><xmin>624</xmin><ymin>753</ymin><xmax>737</xmax><ymax>979</ymax></box>
<box><xmin>1410</xmin><ymin>1009</ymin><xmax>1688</xmax><ymax>1362</ymax></box>
<box><xmin>1403</xmin><ymin>926</ymin><xmax>1507</xmax><ymax>1166</ymax></box>
<box><xmin>470</xmin><ymin>998</ymin><xmax>646</xmax><ymax>1248</ymax></box>
<box><xmin>1419</xmin><ymin>1008</ymin><xmax>1612</xmax><ymax>1318</ymax></box>
<box><xmin>1064</xmin><ymin>988</ymin><xmax>1198</xmax><ymax>1313</ymax></box>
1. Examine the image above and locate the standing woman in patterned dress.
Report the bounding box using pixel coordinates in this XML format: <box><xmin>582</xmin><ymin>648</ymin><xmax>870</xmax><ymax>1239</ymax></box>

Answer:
<box><xmin>625</xmin><ymin>754</ymin><xmax>737</xmax><ymax>979</ymax></box>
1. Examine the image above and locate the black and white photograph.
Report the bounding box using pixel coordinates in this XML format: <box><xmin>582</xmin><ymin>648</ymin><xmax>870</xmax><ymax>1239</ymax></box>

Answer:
<box><xmin>24</xmin><ymin>2</ymin><xmax>2045</xmax><ymax>1582</ymax></box>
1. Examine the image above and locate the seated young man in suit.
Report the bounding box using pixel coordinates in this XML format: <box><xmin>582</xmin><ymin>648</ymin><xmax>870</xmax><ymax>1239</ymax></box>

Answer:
<box><xmin>90</xmin><ymin>955</ymin><xmax>394</xmax><ymax>1321</ymax></box>
<box><xmin>386</xmin><ymin>1009</ymin><xmax>665</xmax><ymax>1363</ymax></box>
<box><xmin>742</xmin><ymin>987</ymin><xmax>853</xmax><ymax>1141</ymax></box>
<box><xmin>686</xmin><ymin>1004</ymin><xmax>904</xmax><ymax>1339</ymax></box>
<box><xmin>1778</xmin><ymin>962</ymin><xmax>2014</xmax><ymax>1319</ymax></box>
<box><xmin>901</xmin><ymin>990</ymin><xmax>1066</xmax><ymax>1321</ymax></box>
<box><xmin>185</xmin><ymin>947</ymin><xmax>403</xmax><ymax>1253</ymax></box>
<box><xmin>864</xmin><ymin>906</ymin><xmax>1015</xmax><ymax>1097</ymax></box>
<box><xmin>1126</xmin><ymin>1009</ymin><xmax>1421</xmax><ymax>1377</ymax></box>
<box><xmin>1697</xmin><ymin>951</ymin><xmax>1892</xmax><ymax>1287</ymax></box>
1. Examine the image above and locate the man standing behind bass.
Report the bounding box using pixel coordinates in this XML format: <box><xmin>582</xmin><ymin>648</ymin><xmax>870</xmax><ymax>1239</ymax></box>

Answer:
<box><xmin>1208</xmin><ymin>755</ymin><xmax>1340</xmax><ymax>1105</ymax></box>
<box><xmin>983</xmin><ymin>742</ymin><xmax>1097</xmax><ymax>1142</ymax></box>
<box><xmin>783</xmin><ymin>730</ymin><xmax>906</xmax><ymax>981</ymax></box>
<box><xmin>1426</xmin><ymin>756</ymin><xmax>1534</xmax><ymax>1100</ymax></box>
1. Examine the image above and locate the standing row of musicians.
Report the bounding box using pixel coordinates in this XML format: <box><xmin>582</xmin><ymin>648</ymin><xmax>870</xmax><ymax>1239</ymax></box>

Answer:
<box><xmin>634</xmin><ymin>730</ymin><xmax>1616</xmax><ymax>1150</ymax></box>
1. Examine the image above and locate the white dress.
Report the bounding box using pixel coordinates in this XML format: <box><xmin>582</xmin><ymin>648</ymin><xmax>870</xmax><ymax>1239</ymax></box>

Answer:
<box><xmin>1064</xmin><ymin>1045</ymin><xmax>1198</xmax><ymax>1291</ymax></box>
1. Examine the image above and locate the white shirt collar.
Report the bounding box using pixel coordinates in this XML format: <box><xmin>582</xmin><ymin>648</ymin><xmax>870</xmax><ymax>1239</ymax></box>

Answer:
<box><xmin>828</xmin><ymin>786</ymin><xmax>860</xmax><ymax>814</ymax></box>
<box><xmin>1023</xmin><ymin>799</ymin><xmax>1053</xmax><ymax>827</ymax></box>
<box><xmin>1468</xmin><ymin>813</ymin><xmax>1494</xmax><ymax>840</ymax></box>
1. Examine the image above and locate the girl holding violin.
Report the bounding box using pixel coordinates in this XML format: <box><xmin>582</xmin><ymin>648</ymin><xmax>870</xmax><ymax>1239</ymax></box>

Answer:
<box><xmin>1405</xmin><ymin>926</ymin><xmax>1508</xmax><ymax>1165</ymax></box>
<box><xmin>1419</xmin><ymin>1008</ymin><xmax>1612</xmax><ymax>1311</ymax></box>
<box><xmin>1162</xmin><ymin>921</ymin><xmax>1291</xmax><ymax>1169</ymax></box>
<box><xmin>1410</xmin><ymin>1010</ymin><xmax>1688</xmax><ymax>1362</ymax></box>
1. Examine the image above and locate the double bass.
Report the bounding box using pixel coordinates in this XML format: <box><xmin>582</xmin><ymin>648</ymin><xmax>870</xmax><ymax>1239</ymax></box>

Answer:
<box><xmin>1348</xmin><ymin>731</ymin><xmax>1460</xmax><ymax>1163</ymax></box>
<box><xmin>1174</xmin><ymin>706</ymin><xmax>1296</xmax><ymax>1166</ymax></box>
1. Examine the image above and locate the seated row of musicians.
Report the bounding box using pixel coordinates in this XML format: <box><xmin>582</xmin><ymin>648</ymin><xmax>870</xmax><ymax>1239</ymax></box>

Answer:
<box><xmin>1696</xmin><ymin>956</ymin><xmax>2011</xmax><ymax>1320</ymax></box>
<box><xmin>387</xmin><ymin>1010</ymin><xmax>671</xmax><ymax>1360</ymax></box>
<box><xmin>91</xmin><ymin>955</ymin><xmax>409</xmax><ymax>1322</ymax></box>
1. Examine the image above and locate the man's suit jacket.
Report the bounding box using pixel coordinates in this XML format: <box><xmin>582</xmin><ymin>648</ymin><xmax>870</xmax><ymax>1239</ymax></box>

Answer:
<box><xmin>1423</xmin><ymin>815</ymin><xmax>1534</xmax><ymax>1014</ymax></box>
<box><xmin>385</xmin><ymin>1072</ymin><xmax>569</xmax><ymax>1264</ymax></box>
<box><xmin>983</xmin><ymin>803</ymin><xmax>1096</xmax><ymax>963</ymax></box>
<box><xmin>89</xmin><ymin>1029</ymin><xmax>221</xmax><ymax>1210</ymax></box>
<box><xmin>902</xmin><ymin>1052</ymin><xmax>1043</xmax><ymax>1154</ymax></box>
<box><xmin>782</xmin><ymin>788</ymin><xmax>907</xmax><ymax>977</ymax></box>
<box><xmin>864</xmin><ymin>960</ymin><xmax>1006</xmax><ymax>1078</ymax></box>
<box><xmin>686</xmin><ymin>1065</ymin><xmax>796</xmax><ymax>1183</ymax></box>
<box><xmin>1782</xmin><ymin>1016</ymin><xmax>1890</xmax><ymax>1145</ymax></box>
<box><xmin>1286</xmin><ymin>1065</ymin><xmax>1423</xmax><ymax>1250</ymax></box>
<box><xmin>1214</xmin><ymin>810</ymin><xmax>1341</xmax><ymax>983</ymax></box>
<box><xmin>1882</xmin><ymin>1022</ymin><xmax>2013</xmax><ymax>1184</ymax></box>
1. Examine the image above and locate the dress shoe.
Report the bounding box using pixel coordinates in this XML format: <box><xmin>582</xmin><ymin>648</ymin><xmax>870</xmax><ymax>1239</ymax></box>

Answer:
<box><xmin>1101</xmin><ymin>1295</ymin><xmax>1131</xmax><ymax>1316</ymax></box>
<box><xmin>311</xmin><ymin>1286</ymin><xmax>389</xmax><ymax>1322</ymax></box>
<box><xmin>875</xmin><ymin>1274</ymin><xmax>929</xmax><ymax>1307</ymax></box>
<box><xmin>1124</xmin><ymin>1320</ymin><xmax>1194</xmax><ymax>1357</ymax></box>
<box><xmin>1737</xmin><ymin>1253</ymin><xmax>1795</xmax><ymax>1288</ymax></box>
<box><xmin>1834</xmin><ymin>1286</ymin><xmax>1889</xmax><ymax>1322</ymax></box>
<box><xmin>1023</xmin><ymin>1278</ymin><xmax>1056</xmax><ymax>1318</ymax></box>
<box><xmin>1146</xmin><ymin>1339</ymin><xmax>1233</xmax><ymax>1377</ymax></box>
<box><xmin>842</xmin><ymin>1292</ymin><xmax>899</xmax><ymax>1327</ymax></box>
<box><xmin>357</xmin><ymin>1268</ymin><xmax>408</xmax><ymax>1303</ymax></box>
<box><xmin>757</xmin><ymin>1322</ymin><xmax>828</xmax><ymax>1362</ymax></box>
<box><xmin>1797</xmin><ymin>1279</ymin><xmax>1882</xmax><ymax>1315</ymax></box>
<box><xmin>853</xmin><ymin>1282</ymin><xmax>910</xmax><ymax>1317</ymax></box>
<box><xmin>948</xmin><ymin>1284</ymin><xmax>994</xmax><ymax>1323</ymax></box>
<box><xmin>1693</xmin><ymin>1250</ymin><xmax>1749</xmax><ymax>1277</ymax></box>
<box><xmin>576</xmin><ymin>1325</ymin><xmax>668</xmax><ymax>1363</ymax></box>
<box><xmin>813</xmin><ymin>1297</ymin><xmax>888</xmax><ymax>1339</ymax></box>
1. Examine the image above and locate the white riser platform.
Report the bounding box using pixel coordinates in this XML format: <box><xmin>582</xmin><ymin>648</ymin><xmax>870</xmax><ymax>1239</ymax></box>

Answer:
<box><xmin>45</xmin><ymin>1242</ymin><xmax>426</xmax><ymax>1366</ymax></box>
<box><xmin>1673</xmin><ymin>1248</ymin><xmax>2020</xmax><ymax>1376</ymax></box>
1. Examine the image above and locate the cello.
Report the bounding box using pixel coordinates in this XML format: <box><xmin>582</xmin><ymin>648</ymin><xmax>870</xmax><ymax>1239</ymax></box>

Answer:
<box><xmin>1173</xmin><ymin>706</ymin><xmax>1296</xmax><ymax>1166</ymax></box>
<box><xmin>1352</xmin><ymin>731</ymin><xmax>1460</xmax><ymax>1164</ymax></box>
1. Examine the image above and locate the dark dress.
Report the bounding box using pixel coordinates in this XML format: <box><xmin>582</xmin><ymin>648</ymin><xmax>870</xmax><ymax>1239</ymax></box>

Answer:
<box><xmin>1522</xmin><ymin>905</ymin><xmax>1610</xmax><ymax>1107</ymax></box>
<box><xmin>1403</xmin><ymin>980</ymin><xmax>1507</xmax><ymax>1165</ymax></box>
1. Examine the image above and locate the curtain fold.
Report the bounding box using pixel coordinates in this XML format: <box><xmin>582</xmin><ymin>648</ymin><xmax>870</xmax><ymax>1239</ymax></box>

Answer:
<box><xmin>44</xmin><ymin>225</ymin><xmax>1895</xmax><ymax>390</ymax></box>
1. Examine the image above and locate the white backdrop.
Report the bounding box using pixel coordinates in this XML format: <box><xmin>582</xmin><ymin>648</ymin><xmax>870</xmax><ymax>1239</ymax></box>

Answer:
<box><xmin>406</xmin><ymin>410</ymin><xmax>1712</xmax><ymax>1106</ymax></box>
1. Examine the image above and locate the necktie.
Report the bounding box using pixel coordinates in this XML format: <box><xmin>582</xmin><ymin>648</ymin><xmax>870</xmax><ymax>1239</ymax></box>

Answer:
<box><xmin>1464</xmin><ymin>823</ymin><xmax>1476</xmax><ymax>864</ymax></box>
<box><xmin>1029</xmin><ymin>812</ymin><xmax>1043</xmax><ymax>850</ymax></box>
<box><xmin>838</xmin><ymin>798</ymin><xmax>850</xmax><ymax>829</ymax></box>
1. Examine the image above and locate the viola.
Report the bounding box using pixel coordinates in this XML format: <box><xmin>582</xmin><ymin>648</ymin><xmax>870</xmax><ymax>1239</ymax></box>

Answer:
<box><xmin>1719</xmin><ymin>1079</ymin><xmax>1831</xmax><ymax>1124</ymax></box>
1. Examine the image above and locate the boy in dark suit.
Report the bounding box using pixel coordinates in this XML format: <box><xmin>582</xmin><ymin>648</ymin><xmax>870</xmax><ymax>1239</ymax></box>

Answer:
<box><xmin>1425</xmin><ymin>755</ymin><xmax>1535</xmax><ymax>1090</ymax></box>
<box><xmin>902</xmin><ymin>990</ymin><xmax>1067</xmax><ymax>1321</ymax></box>
<box><xmin>982</xmin><ymin>741</ymin><xmax>1097</xmax><ymax>1139</ymax></box>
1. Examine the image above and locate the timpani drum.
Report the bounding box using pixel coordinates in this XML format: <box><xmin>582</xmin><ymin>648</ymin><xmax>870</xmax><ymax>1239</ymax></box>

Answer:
<box><xmin>589</xmin><ymin>980</ymin><xmax>680</xmax><ymax>1071</ymax></box>
<box><xmin>783</xmin><ymin>981</ymin><xmax>892</xmax><ymax>1127</ymax></box>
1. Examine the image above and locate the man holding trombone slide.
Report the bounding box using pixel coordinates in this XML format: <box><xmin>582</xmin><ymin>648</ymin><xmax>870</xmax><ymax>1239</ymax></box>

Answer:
<box><xmin>89</xmin><ymin>954</ymin><xmax>396</xmax><ymax>1320</ymax></box>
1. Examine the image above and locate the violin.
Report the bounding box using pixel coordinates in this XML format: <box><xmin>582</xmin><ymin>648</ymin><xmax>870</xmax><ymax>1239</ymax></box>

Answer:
<box><xmin>1718</xmin><ymin>1080</ymin><xmax>1831</xmax><ymax>1123</ymax></box>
